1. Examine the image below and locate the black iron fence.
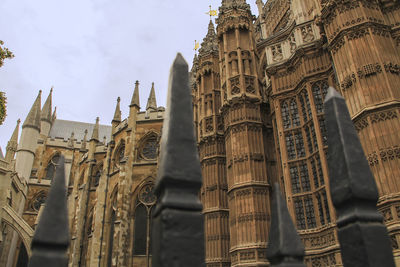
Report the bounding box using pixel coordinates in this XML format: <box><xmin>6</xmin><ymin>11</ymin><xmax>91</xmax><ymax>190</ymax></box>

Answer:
<box><xmin>27</xmin><ymin>54</ymin><xmax>395</xmax><ymax>267</ymax></box>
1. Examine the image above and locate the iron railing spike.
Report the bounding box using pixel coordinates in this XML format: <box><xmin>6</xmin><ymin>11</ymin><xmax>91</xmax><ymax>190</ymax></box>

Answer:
<box><xmin>28</xmin><ymin>155</ymin><xmax>69</xmax><ymax>267</ymax></box>
<box><xmin>152</xmin><ymin>53</ymin><xmax>204</xmax><ymax>267</ymax></box>
<box><xmin>324</xmin><ymin>87</ymin><xmax>395</xmax><ymax>267</ymax></box>
<box><xmin>266</xmin><ymin>183</ymin><xmax>305</xmax><ymax>267</ymax></box>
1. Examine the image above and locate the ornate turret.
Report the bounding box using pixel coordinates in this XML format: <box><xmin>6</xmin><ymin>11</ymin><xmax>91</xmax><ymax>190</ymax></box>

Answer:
<box><xmin>146</xmin><ymin>83</ymin><xmax>157</xmax><ymax>112</ymax></box>
<box><xmin>5</xmin><ymin>119</ymin><xmax>20</xmax><ymax>162</ymax></box>
<box><xmin>215</xmin><ymin>1</ymin><xmax>270</xmax><ymax>265</ymax></box>
<box><xmin>198</xmin><ymin>20</ymin><xmax>218</xmax><ymax>57</ymax></box>
<box><xmin>41</xmin><ymin>87</ymin><xmax>53</xmax><ymax>136</ymax></box>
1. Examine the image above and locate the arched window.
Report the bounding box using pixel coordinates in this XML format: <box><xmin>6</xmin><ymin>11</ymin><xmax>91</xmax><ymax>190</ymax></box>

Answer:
<box><xmin>44</xmin><ymin>154</ymin><xmax>60</xmax><ymax>180</ymax></box>
<box><xmin>133</xmin><ymin>183</ymin><xmax>156</xmax><ymax>257</ymax></box>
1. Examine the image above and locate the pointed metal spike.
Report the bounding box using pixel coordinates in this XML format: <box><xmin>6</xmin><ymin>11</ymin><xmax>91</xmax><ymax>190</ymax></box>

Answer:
<box><xmin>28</xmin><ymin>155</ymin><xmax>69</xmax><ymax>267</ymax></box>
<box><xmin>155</xmin><ymin>52</ymin><xmax>202</xmax><ymax>206</ymax></box>
<box><xmin>324</xmin><ymin>87</ymin><xmax>395</xmax><ymax>267</ymax></box>
<box><xmin>324</xmin><ymin>87</ymin><xmax>379</xmax><ymax>215</ymax></box>
<box><xmin>152</xmin><ymin>53</ymin><xmax>204</xmax><ymax>267</ymax></box>
<box><xmin>266</xmin><ymin>183</ymin><xmax>305</xmax><ymax>267</ymax></box>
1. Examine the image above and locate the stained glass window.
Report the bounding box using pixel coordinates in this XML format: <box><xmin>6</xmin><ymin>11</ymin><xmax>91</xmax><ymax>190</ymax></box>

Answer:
<box><xmin>290</xmin><ymin>165</ymin><xmax>301</xmax><ymax>194</ymax></box>
<box><xmin>294</xmin><ymin>131</ymin><xmax>305</xmax><ymax>158</ymax></box>
<box><xmin>290</xmin><ymin>99</ymin><xmax>300</xmax><ymax>127</ymax></box>
<box><xmin>305</xmin><ymin>126</ymin><xmax>313</xmax><ymax>153</ymax></box>
<box><xmin>317</xmin><ymin>193</ymin><xmax>325</xmax><ymax>225</ymax></box>
<box><xmin>319</xmin><ymin>117</ymin><xmax>328</xmax><ymax>146</ymax></box>
<box><xmin>285</xmin><ymin>134</ymin><xmax>296</xmax><ymax>160</ymax></box>
<box><xmin>281</xmin><ymin>101</ymin><xmax>291</xmax><ymax>129</ymax></box>
<box><xmin>93</xmin><ymin>170</ymin><xmax>101</xmax><ymax>186</ymax></box>
<box><xmin>311</xmin><ymin>158</ymin><xmax>319</xmax><ymax>189</ymax></box>
<box><xmin>304</xmin><ymin>196</ymin><xmax>316</xmax><ymax>228</ymax></box>
<box><xmin>294</xmin><ymin>197</ymin><xmax>306</xmax><ymax>230</ymax></box>
<box><xmin>299</xmin><ymin>162</ymin><xmax>310</xmax><ymax>192</ymax></box>
<box><xmin>310</xmin><ymin>123</ymin><xmax>318</xmax><ymax>150</ymax></box>
<box><xmin>140</xmin><ymin>135</ymin><xmax>158</xmax><ymax>160</ymax></box>
<box><xmin>312</xmin><ymin>81</ymin><xmax>329</xmax><ymax>114</ymax></box>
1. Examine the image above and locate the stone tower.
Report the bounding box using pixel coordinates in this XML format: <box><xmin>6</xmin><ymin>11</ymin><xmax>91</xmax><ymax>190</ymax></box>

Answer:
<box><xmin>320</xmin><ymin>0</ymin><xmax>400</xmax><ymax>259</ymax></box>
<box><xmin>216</xmin><ymin>0</ymin><xmax>271</xmax><ymax>265</ymax></box>
<box><xmin>192</xmin><ymin>20</ymin><xmax>230</xmax><ymax>266</ymax></box>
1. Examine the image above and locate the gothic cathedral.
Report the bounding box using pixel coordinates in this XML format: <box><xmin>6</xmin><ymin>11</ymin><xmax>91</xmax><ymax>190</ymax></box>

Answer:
<box><xmin>0</xmin><ymin>0</ymin><xmax>399</xmax><ymax>267</ymax></box>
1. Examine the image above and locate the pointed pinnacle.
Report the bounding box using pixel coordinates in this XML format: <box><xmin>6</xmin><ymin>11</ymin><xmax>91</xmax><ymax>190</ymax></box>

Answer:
<box><xmin>23</xmin><ymin>90</ymin><xmax>42</xmax><ymax>131</ymax></box>
<box><xmin>29</xmin><ymin>155</ymin><xmax>69</xmax><ymax>266</ymax></box>
<box><xmin>10</xmin><ymin>119</ymin><xmax>21</xmax><ymax>143</ymax></box>
<box><xmin>112</xmin><ymin>97</ymin><xmax>121</xmax><ymax>122</ymax></box>
<box><xmin>41</xmin><ymin>88</ymin><xmax>53</xmax><ymax>123</ymax></box>
<box><xmin>81</xmin><ymin>129</ymin><xmax>88</xmax><ymax>150</ymax></box>
<box><xmin>91</xmin><ymin>117</ymin><xmax>99</xmax><ymax>141</ymax></box>
<box><xmin>155</xmin><ymin>53</ymin><xmax>202</xmax><ymax>211</ymax></box>
<box><xmin>146</xmin><ymin>82</ymin><xmax>157</xmax><ymax>111</ymax></box>
<box><xmin>266</xmin><ymin>183</ymin><xmax>305</xmax><ymax>266</ymax></box>
<box><xmin>324</xmin><ymin>87</ymin><xmax>380</xmax><ymax>223</ymax></box>
<box><xmin>130</xmin><ymin>80</ymin><xmax>140</xmax><ymax>109</ymax></box>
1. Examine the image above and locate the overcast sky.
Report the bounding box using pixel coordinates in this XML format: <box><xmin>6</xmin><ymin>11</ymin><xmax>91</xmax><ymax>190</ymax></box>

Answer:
<box><xmin>0</xmin><ymin>0</ymin><xmax>258</xmax><ymax>150</ymax></box>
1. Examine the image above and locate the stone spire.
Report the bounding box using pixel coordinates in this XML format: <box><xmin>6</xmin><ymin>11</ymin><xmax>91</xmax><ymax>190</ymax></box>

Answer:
<box><xmin>41</xmin><ymin>87</ymin><xmax>53</xmax><ymax>123</ymax></box>
<box><xmin>146</xmin><ymin>83</ymin><xmax>157</xmax><ymax>111</ymax></box>
<box><xmin>68</xmin><ymin>132</ymin><xmax>75</xmax><ymax>148</ymax></box>
<box><xmin>52</xmin><ymin>106</ymin><xmax>57</xmax><ymax>123</ymax></box>
<box><xmin>198</xmin><ymin>20</ymin><xmax>218</xmax><ymax>56</ymax></box>
<box><xmin>80</xmin><ymin>129</ymin><xmax>88</xmax><ymax>151</ymax></box>
<box><xmin>112</xmin><ymin>97</ymin><xmax>121</xmax><ymax>123</ymax></box>
<box><xmin>5</xmin><ymin>119</ymin><xmax>20</xmax><ymax>162</ymax></box>
<box><xmin>130</xmin><ymin>81</ymin><xmax>140</xmax><ymax>109</ymax></box>
<box><xmin>256</xmin><ymin>0</ymin><xmax>264</xmax><ymax>15</ymax></box>
<box><xmin>23</xmin><ymin>90</ymin><xmax>42</xmax><ymax>130</ymax></box>
<box><xmin>90</xmin><ymin>117</ymin><xmax>99</xmax><ymax>142</ymax></box>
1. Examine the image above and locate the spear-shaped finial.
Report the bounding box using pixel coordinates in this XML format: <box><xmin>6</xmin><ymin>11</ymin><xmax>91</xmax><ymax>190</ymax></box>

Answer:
<box><xmin>324</xmin><ymin>87</ymin><xmax>395</xmax><ymax>267</ymax></box>
<box><xmin>266</xmin><ymin>183</ymin><xmax>305</xmax><ymax>267</ymax></box>
<box><xmin>28</xmin><ymin>155</ymin><xmax>69</xmax><ymax>267</ymax></box>
<box><xmin>152</xmin><ymin>53</ymin><xmax>204</xmax><ymax>267</ymax></box>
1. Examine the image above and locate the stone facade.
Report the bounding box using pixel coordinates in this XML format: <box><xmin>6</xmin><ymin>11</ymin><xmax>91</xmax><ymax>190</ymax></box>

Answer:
<box><xmin>0</xmin><ymin>0</ymin><xmax>399</xmax><ymax>267</ymax></box>
<box><xmin>192</xmin><ymin>0</ymin><xmax>400</xmax><ymax>267</ymax></box>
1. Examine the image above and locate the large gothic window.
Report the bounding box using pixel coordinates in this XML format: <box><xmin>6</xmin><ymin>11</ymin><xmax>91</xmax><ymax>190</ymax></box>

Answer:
<box><xmin>44</xmin><ymin>154</ymin><xmax>60</xmax><ymax>180</ymax></box>
<box><xmin>133</xmin><ymin>183</ymin><xmax>156</xmax><ymax>257</ymax></box>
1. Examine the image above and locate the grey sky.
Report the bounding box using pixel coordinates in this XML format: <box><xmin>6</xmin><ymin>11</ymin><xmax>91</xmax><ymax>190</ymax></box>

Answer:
<box><xmin>0</xmin><ymin>0</ymin><xmax>258</xmax><ymax>150</ymax></box>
